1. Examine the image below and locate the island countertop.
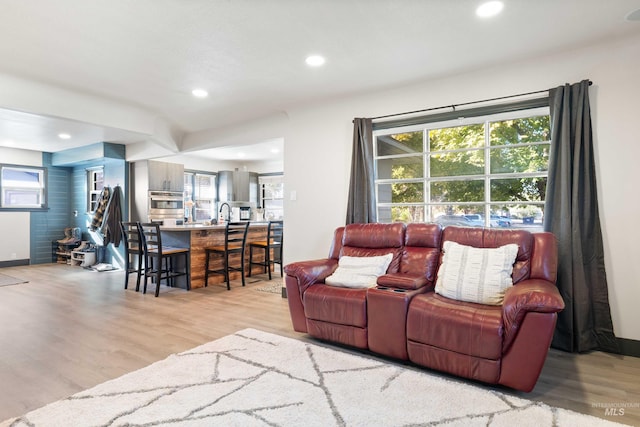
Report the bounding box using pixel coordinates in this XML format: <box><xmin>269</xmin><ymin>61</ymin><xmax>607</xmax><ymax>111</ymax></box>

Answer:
<box><xmin>160</xmin><ymin>222</ymin><xmax>268</xmax><ymax>232</ymax></box>
<box><xmin>159</xmin><ymin>222</ymin><xmax>271</xmax><ymax>288</ymax></box>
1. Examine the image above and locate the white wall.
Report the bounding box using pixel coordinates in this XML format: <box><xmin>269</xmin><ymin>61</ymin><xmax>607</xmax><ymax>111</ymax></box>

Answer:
<box><xmin>0</xmin><ymin>212</ymin><xmax>30</xmax><ymax>261</ymax></box>
<box><xmin>0</xmin><ymin>147</ymin><xmax>41</xmax><ymax>262</ymax></box>
<box><xmin>252</xmin><ymin>34</ymin><xmax>640</xmax><ymax>340</ymax></box>
<box><xmin>0</xmin><ymin>146</ymin><xmax>42</xmax><ymax>167</ymax></box>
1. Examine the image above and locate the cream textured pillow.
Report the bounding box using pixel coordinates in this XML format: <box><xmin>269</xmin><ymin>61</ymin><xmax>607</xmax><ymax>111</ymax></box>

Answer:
<box><xmin>325</xmin><ymin>253</ymin><xmax>394</xmax><ymax>289</ymax></box>
<box><xmin>435</xmin><ymin>241</ymin><xmax>519</xmax><ymax>305</ymax></box>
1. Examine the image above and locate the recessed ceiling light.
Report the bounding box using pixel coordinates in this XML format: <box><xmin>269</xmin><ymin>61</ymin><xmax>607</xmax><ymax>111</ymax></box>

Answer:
<box><xmin>237</xmin><ymin>152</ymin><xmax>245</xmax><ymax>158</ymax></box>
<box><xmin>192</xmin><ymin>88</ymin><xmax>209</xmax><ymax>98</ymax></box>
<box><xmin>58</xmin><ymin>133</ymin><xmax>71</xmax><ymax>140</ymax></box>
<box><xmin>270</xmin><ymin>148</ymin><xmax>280</xmax><ymax>154</ymax></box>
<box><xmin>476</xmin><ymin>1</ymin><xmax>504</xmax><ymax>18</ymax></box>
<box><xmin>305</xmin><ymin>55</ymin><xmax>326</xmax><ymax>67</ymax></box>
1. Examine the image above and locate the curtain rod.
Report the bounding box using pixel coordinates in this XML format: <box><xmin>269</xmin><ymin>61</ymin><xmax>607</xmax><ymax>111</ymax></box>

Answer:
<box><xmin>369</xmin><ymin>80</ymin><xmax>592</xmax><ymax>121</ymax></box>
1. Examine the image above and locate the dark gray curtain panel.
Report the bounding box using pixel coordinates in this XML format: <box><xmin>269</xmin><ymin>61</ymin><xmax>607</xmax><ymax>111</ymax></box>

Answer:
<box><xmin>346</xmin><ymin>118</ymin><xmax>376</xmax><ymax>224</ymax></box>
<box><xmin>545</xmin><ymin>80</ymin><xmax>617</xmax><ymax>353</ymax></box>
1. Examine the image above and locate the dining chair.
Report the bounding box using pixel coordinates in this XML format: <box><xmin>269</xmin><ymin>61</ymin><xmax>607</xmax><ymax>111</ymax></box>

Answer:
<box><xmin>204</xmin><ymin>221</ymin><xmax>250</xmax><ymax>290</ymax></box>
<box><xmin>119</xmin><ymin>221</ymin><xmax>143</xmax><ymax>291</ymax></box>
<box><xmin>138</xmin><ymin>222</ymin><xmax>191</xmax><ymax>297</ymax></box>
<box><xmin>248</xmin><ymin>220</ymin><xmax>283</xmax><ymax>280</ymax></box>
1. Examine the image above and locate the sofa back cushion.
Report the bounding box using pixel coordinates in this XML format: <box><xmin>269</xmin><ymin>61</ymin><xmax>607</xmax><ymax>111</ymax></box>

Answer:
<box><xmin>341</xmin><ymin>223</ymin><xmax>405</xmax><ymax>273</ymax></box>
<box><xmin>530</xmin><ymin>232</ymin><xmax>558</xmax><ymax>282</ymax></box>
<box><xmin>401</xmin><ymin>223</ymin><xmax>442</xmax><ymax>284</ymax></box>
<box><xmin>441</xmin><ymin>226</ymin><xmax>534</xmax><ymax>284</ymax></box>
<box><xmin>483</xmin><ymin>228</ymin><xmax>534</xmax><ymax>283</ymax></box>
<box><xmin>328</xmin><ymin>227</ymin><xmax>345</xmax><ymax>260</ymax></box>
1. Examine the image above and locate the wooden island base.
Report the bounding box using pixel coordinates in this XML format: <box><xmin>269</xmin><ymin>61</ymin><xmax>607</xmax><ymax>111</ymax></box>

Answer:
<box><xmin>160</xmin><ymin>223</ymin><xmax>272</xmax><ymax>289</ymax></box>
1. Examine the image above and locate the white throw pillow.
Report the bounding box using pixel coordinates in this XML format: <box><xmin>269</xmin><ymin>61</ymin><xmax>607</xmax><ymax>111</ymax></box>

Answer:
<box><xmin>435</xmin><ymin>241</ymin><xmax>519</xmax><ymax>305</ymax></box>
<box><xmin>325</xmin><ymin>253</ymin><xmax>394</xmax><ymax>289</ymax></box>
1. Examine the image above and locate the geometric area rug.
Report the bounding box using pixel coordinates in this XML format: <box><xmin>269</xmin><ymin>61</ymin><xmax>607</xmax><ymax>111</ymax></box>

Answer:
<box><xmin>1</xmin><ymin>328</ymin><xmax>625</xmax><ymax>427</ymax></box>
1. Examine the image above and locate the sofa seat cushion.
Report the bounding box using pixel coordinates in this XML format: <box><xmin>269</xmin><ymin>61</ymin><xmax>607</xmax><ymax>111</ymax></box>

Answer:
<box><xmin>407</xmin><ymin>341</ymin><xmax>501</xmax><ymax>384</ymax></box>
<box><xmin>407</xmin><ymin>293</ymin><xmax>504</xmax><ymax>360</ymax></box>
<box><xmin>304</xmin><ymin>285</ymin><xmax>368</xmax><ymax>327</ymax></box>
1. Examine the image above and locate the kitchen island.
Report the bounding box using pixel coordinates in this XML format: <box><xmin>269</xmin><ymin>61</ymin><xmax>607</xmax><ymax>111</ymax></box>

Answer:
<box><xmin>160</xmin><ymin>222</ymin><xmax>270</xmax><ymax>289</ymax></box>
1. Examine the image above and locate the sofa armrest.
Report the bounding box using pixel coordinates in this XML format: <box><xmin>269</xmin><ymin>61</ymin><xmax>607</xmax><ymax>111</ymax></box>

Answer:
<box><xmin>284</xmin><ymin>258</ymin><xmax>339</xmax><ymax>295</ymax></box>
<box><xmin>377</xmin><ymin>273</ymin><xmax>430</xmax><ymax>291</ymax></box>
<box><xmin>502</xmin><ymin>279</ymin><xmax>565</xmax><ymax>350</ymax></box>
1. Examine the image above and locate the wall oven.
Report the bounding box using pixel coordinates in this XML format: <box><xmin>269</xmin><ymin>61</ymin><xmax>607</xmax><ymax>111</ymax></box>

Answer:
<box><xmin>148</xmin><ymin>191</ymin><xmax>184</xmax><ymax>224</ymax></box>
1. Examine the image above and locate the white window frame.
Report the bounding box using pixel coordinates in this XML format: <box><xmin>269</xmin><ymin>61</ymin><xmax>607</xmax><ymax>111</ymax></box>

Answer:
<box><xmin>259</xmin><ymin>174</ymin><xmax>284</xmax><ymax>221</ymax></box>
<box><xmin>87</xmin><ymin>166</ymin><xmax>104</xmax><ymax>213</ymax></box>
<box><xmin>0</xmin><ymin>165</ymin><xmax>46</xmax><ymax>209</ymax></box>
<box><xmin>193</xmin><ymin>173</ymin><xmax>216</xmax><ymax>221</ymax></box>
<box><xmin>184</xmin><ymin>171</ymin><xmax>217</xmax><ymax>222</ymax></box>
<box><xmin>373</xmin><ymin>106</ymin><xmax>550</xmax><ymax>228</ymax></box>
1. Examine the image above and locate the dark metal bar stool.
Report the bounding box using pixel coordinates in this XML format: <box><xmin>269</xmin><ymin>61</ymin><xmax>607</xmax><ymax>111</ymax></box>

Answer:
<box><xmin>138</xmin><ymin>222</ymin><xmax>191</xmax><ymax>297</ymax></box>
<box><xmin>204</xmin><ymin>221</ymin><xmax>249</xmax><ymax>290</ymax></box>
<box><xmin>119</xmin><ymin>221</ymin><xmax>143</xmax><ymax>291</ymax></box>
<box><xmin>248</xmin><ymin>220</ymin><xmax>283</xmax><ymax>280</ymax></box>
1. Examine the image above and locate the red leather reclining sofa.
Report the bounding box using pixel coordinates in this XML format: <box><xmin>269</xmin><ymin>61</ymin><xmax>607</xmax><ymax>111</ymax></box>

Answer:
<box><xmin>284</xmin><ymin>222</ymin><xmax>564</xmax><ymax>392</ymax></box>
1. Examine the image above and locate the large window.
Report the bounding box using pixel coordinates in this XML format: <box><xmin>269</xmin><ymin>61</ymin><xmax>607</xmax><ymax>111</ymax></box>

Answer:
<box><xmin>374</xmin><ymin>107</ymin><xmax>550</xmax><ymax>229</ymax></box>
<box><xmin>184</xmin><ymin>172</ymin><xmax>216</xmax><ymax>222</ymax></box>
<box><xmin>259</xmin><ymin>174</ymin><xmax>284</xmax><ymax>220</ymax></box>
<box><xmin>0</xmin><ymin>165</ymin><xmax>46</xmax><ymax>209</ymax></box>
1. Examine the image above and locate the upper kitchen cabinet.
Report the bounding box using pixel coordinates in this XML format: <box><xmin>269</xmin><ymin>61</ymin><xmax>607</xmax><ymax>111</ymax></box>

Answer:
<box><xmin>218</xmin><ymin>170</ymin><xmax>258</xmax><ymax>203</ymax></box>
<box><xmin>147</xmin><ymin>160</ymin><xmax>184</xmax><ymax>191</ymax></box>
<box><xmin>132</xmin><ymin>160</ymin><xmax>185</xmax><ymax>222</ymax></box>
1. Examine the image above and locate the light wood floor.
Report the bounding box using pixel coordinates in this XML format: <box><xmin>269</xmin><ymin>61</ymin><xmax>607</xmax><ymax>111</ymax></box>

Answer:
<box><xmin>0</xmin><ymin>264</ymin><xmax>638</xmax><ymax>426</ymax></box>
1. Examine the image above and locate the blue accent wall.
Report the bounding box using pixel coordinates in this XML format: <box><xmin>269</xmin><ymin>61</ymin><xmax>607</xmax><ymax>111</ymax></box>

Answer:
<box><xmin>70</xmin><ymin>157</ymin><xmax>127</xmax><ymax>266</ymax></box>
<box><xmin>29</xmin><ymin>144</ymin><xmax>128</xmax><ymax>266</ymax></box>
<box><xmin>30</xmin><ymin>153</ymin><xmax>73</xmax><ymax>264</ymax></box>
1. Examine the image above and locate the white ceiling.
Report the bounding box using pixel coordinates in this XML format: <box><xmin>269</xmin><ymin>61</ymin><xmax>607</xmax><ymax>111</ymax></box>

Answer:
<box><xmin>194</xmin><ymin>138</ymin><xmax>283</xmax><ymax>162</ymax></box>
<box><xmin>1</xmin><ymin>0</ymin><xmax>640</xmax><ymax>160</ymax></box>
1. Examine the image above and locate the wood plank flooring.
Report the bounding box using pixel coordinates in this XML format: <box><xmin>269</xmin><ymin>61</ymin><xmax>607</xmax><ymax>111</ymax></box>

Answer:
<box><xmin>0</xmin><ymin>264</ymin><xmax>638</xmax><ymax>425</ymax></box>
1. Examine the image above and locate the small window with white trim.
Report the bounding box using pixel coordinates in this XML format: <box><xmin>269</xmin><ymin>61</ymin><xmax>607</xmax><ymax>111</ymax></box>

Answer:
<box><xmin>1</xmin><ymin>165</ymin><xmax>46</xmax><ymax>208</ymax></box>
<box><xmin>87</xmin><ymin>167</ymin><xmax>104</xmax><ymax>212</ymax></box>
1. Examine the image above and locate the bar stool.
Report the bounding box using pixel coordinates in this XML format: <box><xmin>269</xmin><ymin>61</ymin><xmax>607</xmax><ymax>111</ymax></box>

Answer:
<box><xmin>138</xmin><ymin>222</ymin><xmax>191</xmax><ymax>297</ymax></box>
<box><xmin>248</xmin><ymin>220</ymin><xmax>283</xmax><ymax>280</ymax></box>
<box><xmin>204</xmin><ymin>221</ymin><xmax>249</xmax><ymax>290</ymax></box>
<box><xmin>120</xmin><ymin>221</ymin><xmax>143</xmax><ymax>291</ymax></box>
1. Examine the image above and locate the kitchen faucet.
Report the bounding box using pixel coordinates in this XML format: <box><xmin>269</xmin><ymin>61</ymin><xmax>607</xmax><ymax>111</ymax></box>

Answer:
<box><xmin>219</xmin><ymin>202</ymin><xmax>231</xmax><ymax>222</ymax></box>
